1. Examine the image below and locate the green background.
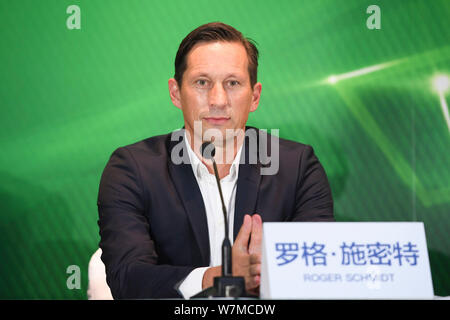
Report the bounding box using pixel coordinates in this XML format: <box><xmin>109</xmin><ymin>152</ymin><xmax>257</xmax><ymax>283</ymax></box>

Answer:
<box><xmin>0</xmin><ymin>0</ymin><xmax>449</xmax><ymax>299</ymax></box>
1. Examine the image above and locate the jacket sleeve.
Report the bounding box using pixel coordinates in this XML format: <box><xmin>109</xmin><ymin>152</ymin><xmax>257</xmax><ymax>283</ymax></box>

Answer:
<box><xmin>292</xmin><ymin>145</ymin><xmax>335</xmax><ymax>222</ymax></box>
<box><xmin>97</xmin><ymin>147</ymin><xmax>195</xmax><ymax>299</ymax></box>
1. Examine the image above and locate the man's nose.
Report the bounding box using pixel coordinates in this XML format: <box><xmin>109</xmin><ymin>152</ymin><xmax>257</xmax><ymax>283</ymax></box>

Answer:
<box><xmin>208</xmin><ymin>83</ymin><xmax>227</xmax><ymax>108</ymax></box>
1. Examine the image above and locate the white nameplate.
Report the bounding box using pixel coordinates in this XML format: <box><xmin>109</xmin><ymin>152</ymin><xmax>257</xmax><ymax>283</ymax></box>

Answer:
<box><xmin>260</xmin><ymin>222</ymin><xmax>434</xmax><ymax>299</ymax></box>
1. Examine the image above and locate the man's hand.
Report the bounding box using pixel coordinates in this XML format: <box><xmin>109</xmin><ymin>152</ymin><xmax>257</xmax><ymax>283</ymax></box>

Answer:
<box><xmin>202</xmin><ymin>214</ymin><xmax>263</xmax><ymax>296</ymax></box>
<box><xmin>232</xmin><ymin>214</ymin><xmax>262</xmax><ymax>296</ymax></box>
<box><xmin>248</xmin><ymin>214</ymin><xmax>262</xmax><ymax>296</ymax></box>
<box><xmin>202</xmin><ymin>265</ymin><xmax>221</xmax><ymax>289</ymax></box>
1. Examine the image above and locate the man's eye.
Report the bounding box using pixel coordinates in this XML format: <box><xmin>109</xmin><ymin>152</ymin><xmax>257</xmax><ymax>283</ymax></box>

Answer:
<box><xmin>229</xmin><ymin>80</ymin><xmax>239</xmax><ymax>86</ymax></box>
<box><xmin>196</xmin><ymin>79</ymin><xmax>207</xmax><ymax>86</ymax></box>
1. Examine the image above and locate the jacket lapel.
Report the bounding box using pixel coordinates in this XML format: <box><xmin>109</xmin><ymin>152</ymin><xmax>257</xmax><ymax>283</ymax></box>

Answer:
<box><xmin>167</xmin><ymin>131</ymin><xmax>210</xmax><ymax>266</ymax></box>
<box><xmin>233</xmin><ymin>128</ymin><xmax>262</xmax><ymax>240</ymax></box>
<box><xmin>166</xmin><ymin>127</ymin><xmax>263</xmax><ymax>260</ymax></box>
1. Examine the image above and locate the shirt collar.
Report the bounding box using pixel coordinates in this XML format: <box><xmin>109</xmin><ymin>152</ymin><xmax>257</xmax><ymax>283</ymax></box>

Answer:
<box><xmin>184</xmin><ymin>130</ymin><xmax>243</xmax><ymax>182</ymax></box>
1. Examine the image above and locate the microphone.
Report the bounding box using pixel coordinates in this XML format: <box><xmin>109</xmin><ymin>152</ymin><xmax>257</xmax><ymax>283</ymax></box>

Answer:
<box><xmin>200</xmin><ymin>141</ymin><xmax>232</xmax><ymax>276</ymax></box>
<box><xmin>190</xmin><ymin>141</ymin><xmax>245</xmax><ymax>298</ymax></box>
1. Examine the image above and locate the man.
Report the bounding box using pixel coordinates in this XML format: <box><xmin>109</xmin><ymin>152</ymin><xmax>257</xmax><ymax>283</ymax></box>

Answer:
<box><xmin>97</xmin><ymin>22</ymin><xmax>334</xmax><ymax>299</ymax></box>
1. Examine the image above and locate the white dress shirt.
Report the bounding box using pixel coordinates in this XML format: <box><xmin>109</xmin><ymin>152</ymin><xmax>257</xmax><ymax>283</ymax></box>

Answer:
<box><xmin>177</xmin><ymin>132</ymin><xmax>243</xmax><ymax>299</ymax></box>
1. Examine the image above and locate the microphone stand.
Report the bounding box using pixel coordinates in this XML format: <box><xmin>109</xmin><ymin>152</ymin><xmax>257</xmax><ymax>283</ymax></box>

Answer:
<box><xmin>190</xmin><ymin>142</ymin><xmax>245</xmax><ymax>299</ymax></box>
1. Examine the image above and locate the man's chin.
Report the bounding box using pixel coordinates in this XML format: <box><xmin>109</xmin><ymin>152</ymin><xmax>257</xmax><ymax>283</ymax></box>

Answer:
<box><xmin>202</xmin><ymin>128</ymin><xmax>245</xmax><ymax>146</ymax></box>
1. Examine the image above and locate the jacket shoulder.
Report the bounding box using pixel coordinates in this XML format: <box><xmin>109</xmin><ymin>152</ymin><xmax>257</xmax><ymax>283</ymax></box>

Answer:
<box><xmin>119</xmin><ymin>132</ymin><xmax>172</xmax><ymax>158</ymax></box>
<box><xmin>278</xmin><ymin>136</ymin><xmax>310</xmax><ymax>153</ymax></box>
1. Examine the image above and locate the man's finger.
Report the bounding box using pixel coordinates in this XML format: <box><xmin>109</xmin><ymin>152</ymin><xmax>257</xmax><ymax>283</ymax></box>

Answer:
<box><xmin>250</xmin><ymin>253</ymin><xmax>261</xmax><ymax>265</ymax></box>
<box><xmin>249</xmin><ymin>214</ymin><xmax>262</xmax><ymax>255</ymax></box>
<box><xmin>249</xmin><ymin>263</ymin><xmax>261</xmax><ymax>276</ymax></box>
<box><xmin>234</xmin><ymin>214</ymin><xmax>252</xmax><ymax>252</ymax></box>
<box><xmin>246</xmin><ymin>286</ymin><xmax>260</xmax><ymax>297</ymax></box>
<box><xmin>248</xmin><ymin>275</ymin><xmax>260</xmax><ymax>290</ymax></box>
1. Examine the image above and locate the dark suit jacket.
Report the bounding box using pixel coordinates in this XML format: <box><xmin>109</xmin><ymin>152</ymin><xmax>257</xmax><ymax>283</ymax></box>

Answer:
<box><xmin>97</xmin><ymin>127</ymin><xmax>334</xmax><ymax>299</ymax></box>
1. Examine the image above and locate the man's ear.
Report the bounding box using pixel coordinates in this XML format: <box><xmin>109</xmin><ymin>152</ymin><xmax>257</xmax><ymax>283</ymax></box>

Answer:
<box><xmin>250</xmin><ymin>82</ymin><xmax>262</xmax><ymax>112</ymax></box>
<box><xmin>168</xmin><ymin>78</ymin><xmax>182</xmax><ymax>110</ymax></box>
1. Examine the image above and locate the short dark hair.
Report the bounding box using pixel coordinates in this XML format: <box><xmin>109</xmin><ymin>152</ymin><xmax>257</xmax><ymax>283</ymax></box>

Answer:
<box><xmin>174</xmin><ymin>22</ymin><xmax>259</xmax><ymax>88</ymax></box>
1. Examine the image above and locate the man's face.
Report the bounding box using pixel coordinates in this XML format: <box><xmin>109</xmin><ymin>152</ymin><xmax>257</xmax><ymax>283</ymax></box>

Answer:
<box><xmin>169</xmin><ymin>41</ymin><xmax>261</xmax><ymax>144</ymax></box>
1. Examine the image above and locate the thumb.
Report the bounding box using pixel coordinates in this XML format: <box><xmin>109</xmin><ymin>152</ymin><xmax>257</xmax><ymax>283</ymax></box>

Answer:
<box><xmin>234</xmin><ymin>214</ymin><xmax>252</xmax><ymax>252</ymax></box>
<box><xmin>249</xmin><ymin>214</ymin><xmax>263</xmax><ymax>255</ymax></box>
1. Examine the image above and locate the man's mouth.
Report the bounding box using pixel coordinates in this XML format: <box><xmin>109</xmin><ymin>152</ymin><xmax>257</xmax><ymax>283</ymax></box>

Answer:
<box><xmin>203</xmin><ymin>117</ymin><xmax>230</xmax><ymax>125</ymax></box>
